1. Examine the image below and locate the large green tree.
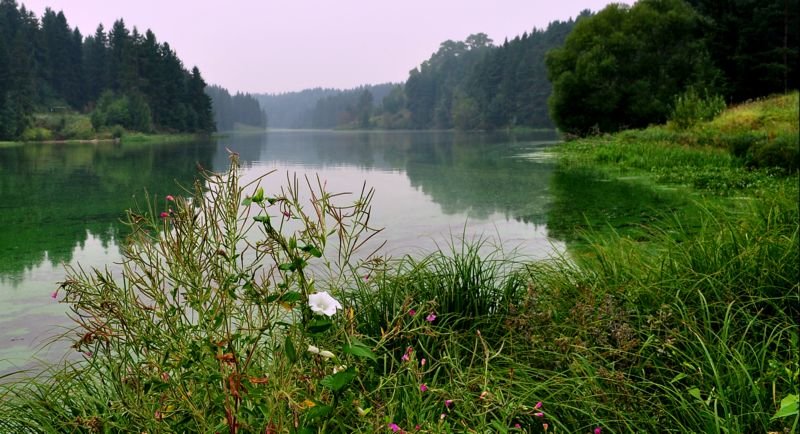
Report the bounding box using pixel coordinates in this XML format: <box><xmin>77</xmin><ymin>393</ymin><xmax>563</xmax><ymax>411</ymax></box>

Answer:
<box><xmin>546</xmin><ymin>0</ymin><xmax>721</xmax><ymax>135</ymax></box>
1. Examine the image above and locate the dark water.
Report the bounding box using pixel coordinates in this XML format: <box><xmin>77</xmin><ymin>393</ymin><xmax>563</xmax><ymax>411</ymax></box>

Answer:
<box><xmin>0</xmin><ymin>130</ymin><xmax>564</xmax><ymax>371</ymax></box>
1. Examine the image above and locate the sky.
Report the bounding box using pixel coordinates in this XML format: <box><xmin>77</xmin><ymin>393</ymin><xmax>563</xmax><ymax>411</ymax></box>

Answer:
<box><xmin>19</xmin><ymin>1</ymin><xmax>632</xmax><ymax>94</ymax></box>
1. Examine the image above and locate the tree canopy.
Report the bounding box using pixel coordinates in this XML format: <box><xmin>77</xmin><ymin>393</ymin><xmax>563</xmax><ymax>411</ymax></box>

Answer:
<box><xmin>546</xmin><ymin>0</ymin><xmax>721</xmax><ymax>135</ymax></box>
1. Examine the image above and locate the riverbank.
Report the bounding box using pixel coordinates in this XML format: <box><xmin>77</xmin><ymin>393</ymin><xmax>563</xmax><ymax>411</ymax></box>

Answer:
<box><xmin>0</xmin><ymin>95</ymin><xmax>797</xmax><ymax>432</ymax></box>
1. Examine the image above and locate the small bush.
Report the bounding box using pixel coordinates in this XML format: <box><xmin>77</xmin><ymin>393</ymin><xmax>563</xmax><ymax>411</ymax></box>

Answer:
<box><xmin>669</xmin><ymin>88</ymin><xmax>726</xmax><ymax>130</ymax></box>
<box><xmin>749</xmin><ymin>132</ymin><xmax>800</xmax><ymax>171</ymax></box>
<box><xmin>20</xmin><ymin>126</ymin><xmax>53</xmax><ymax>142</ymax></box>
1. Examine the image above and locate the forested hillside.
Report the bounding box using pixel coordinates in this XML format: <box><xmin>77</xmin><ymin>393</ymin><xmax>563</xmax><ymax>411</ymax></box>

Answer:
<box><xmin>0</xmin><ymin>1</ymin><xmax>213</xmax><ymax>140</ymax></box>
<box><xmin>206</xmin><ymin>85</ymin><xmax>267</xmax><ymax>131</ymax></box>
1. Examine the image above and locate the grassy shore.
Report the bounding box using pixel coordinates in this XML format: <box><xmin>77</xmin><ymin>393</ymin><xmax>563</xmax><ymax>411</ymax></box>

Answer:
<box><xmin>0</xmin><ymin>95</ymin><xmax>797</xmax><ymax>433</ymax></box>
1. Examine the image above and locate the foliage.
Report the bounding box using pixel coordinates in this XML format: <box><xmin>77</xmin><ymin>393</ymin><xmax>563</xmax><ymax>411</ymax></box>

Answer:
<box><xmin>668</xmin><ymin>87</ymin><xmax>726</xmax><ymax>130</ymax></box>
<box><xmin>546</xmin><ymin>0</ymin><xmax>722</xmax><ymax>135</ymax></box>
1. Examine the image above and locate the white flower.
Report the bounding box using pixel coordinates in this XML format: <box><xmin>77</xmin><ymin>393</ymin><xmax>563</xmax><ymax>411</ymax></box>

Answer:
<box><xmin>307</xmin><ymin>345</ymin><xmax>335</xmax><ymax>359</ymax></box>
<box><xmin>308</xmin><ymin>291</ymin><xmax>342</xmax><ymax>316</ymax></box>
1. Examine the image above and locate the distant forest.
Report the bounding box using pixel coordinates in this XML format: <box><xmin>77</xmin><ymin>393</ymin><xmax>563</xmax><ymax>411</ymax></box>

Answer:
<box><xmin>255</xmin><ymin>84</ymin><xmax>394</xmax><ymax>129</ymax></box>
<box><xmin>206</xmin><ymin>85</ymin><xmax>266</xmax><ymax>131</ymax></box>
<box><xmin>255</xmin><ymin>18</ymin><xmax>578</xmax><ymax>131</ymax></box>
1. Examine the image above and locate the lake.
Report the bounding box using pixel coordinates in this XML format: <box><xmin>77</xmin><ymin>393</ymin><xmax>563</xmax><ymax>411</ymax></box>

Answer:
<box><xmin>0</xmin><ymin>130</ymin><xmax>564</xmax><ymax>372</ymax></box>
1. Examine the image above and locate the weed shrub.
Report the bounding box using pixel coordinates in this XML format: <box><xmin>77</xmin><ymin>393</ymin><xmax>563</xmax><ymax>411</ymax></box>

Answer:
<box><xmin>669</xmin><ymin>88</ymin><xmax>726</xmax><ymax>130</ymax></box>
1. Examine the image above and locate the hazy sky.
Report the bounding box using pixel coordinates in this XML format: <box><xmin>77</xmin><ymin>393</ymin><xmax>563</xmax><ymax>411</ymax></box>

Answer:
<box><xmin>20</xmin><ymin>1</ymin><xmax>631</xmax><ymax>94</ymax></box>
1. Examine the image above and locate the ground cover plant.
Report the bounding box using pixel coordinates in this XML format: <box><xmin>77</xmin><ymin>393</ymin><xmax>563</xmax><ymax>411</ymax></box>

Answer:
<box><xmin>0</xmin><ymin>94</ymin><xmax>798</xmax><ymax>433</ymax></box>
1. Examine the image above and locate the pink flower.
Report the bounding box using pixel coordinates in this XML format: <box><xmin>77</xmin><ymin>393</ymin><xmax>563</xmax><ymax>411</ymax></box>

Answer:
<box><xmin>445</xmin><ymin>399</ymin><xmax>453</xmax><ymax>408</ymax></box>
<box><xmin>388</xmin><ymin>423</ymin><xmax>401</xmax><ymax>432</ymax></box>
<box><xmin>165</xmin><ymin>195</ymin><xmax>175</xmax><ymax>201</ymax></box>
<box><xmin>419</xmin><ymin>383</ymin><xmax>428</xmax><ymax>392</ymax></box>
<box><xmin>543</xmin><ymin>423</ymin><xmax>549</xmax><ymax>431</ymax></box>
<box><xmin>534</xmin><ymin>401</ymin><xmax>542</xmax><ymax>409</ymax></box>
<box><xmin>364</xmin><ymin>274</ymin><xmax>370</xmax><ymax>281</ymax></box>
<box><xmin>408</xmin><ymin>309</ymin><xmax>416</xmax><ymax>316</ymax></box>
<box><xmin>534</xmin><ymin>412</ymin><xmax>544</xmax><ymax>418</ymax></box>
<box><xmin>514</xmin><ymin>423</ymin><xmax>521</xmax><ymax>429</ymax></box>
<box><xmin>161</xmin><ymin>372</ymin><xmax>170</xmax><ymax>381</ymax></box>
<box><xmin>425</xmin><ymin>313</ymin><xmax>436</xmax><ymax>322</ymax></box>
<box><xmin>594</xmin><ymin>428</ymin><xmax>602</xmax><ymax>434</ymax></box>
<box><xmin>420</xmin><ymin>358</ymin><xmax>426</xmax><ymax>367</ymax></box>
<box><xmin>282</xmin><ymin>210</ymin><xmax>291</xmax><ymax>218</ymax></box>
<box><xmin>439</xmin><ymin>413</ymin><xmax>446</xmax><ymax>420</ymax></box>
<box><xmin>414</xmin><ymin>424</ymin><xmax>420</xmax><ymax>430</ymax></box>
<box><xmin>83</xmin><ymin>351</ymin><xmax>93</xmax><ymax>357</ymax></box>
<box><xmin>160</xmin><ymin>212</ymin><xmax>169</xmax><ymax>218</ymax></box>
<box><xmin>401</xmin><ymin>353</ymin><xmax>410</xmax><ymax>362</ymax></box>
<box><xmin>50</xmin><ymin>290</ymin><xmax>58</xmax><ymax>299</ymax></box>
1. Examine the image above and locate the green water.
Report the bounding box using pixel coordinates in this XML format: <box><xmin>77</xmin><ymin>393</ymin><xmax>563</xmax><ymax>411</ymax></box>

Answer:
<box><xmin>0</xmin><ymin>130</ymin><xmax>566</xmax><ymax>372</ymax></box>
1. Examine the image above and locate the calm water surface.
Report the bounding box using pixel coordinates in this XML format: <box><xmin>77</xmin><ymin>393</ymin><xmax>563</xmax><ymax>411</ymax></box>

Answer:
<box><xmin>0</xmin><ymin>130</ymin><xmax>563</xmax><ymax>372</ymax></box>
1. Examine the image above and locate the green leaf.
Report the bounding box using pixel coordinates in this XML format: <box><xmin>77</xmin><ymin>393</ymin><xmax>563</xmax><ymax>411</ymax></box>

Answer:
<box><xmin>319</xmin><ymin>367</ymin><xmax>356</xmax><ymax>392</ymax></box>
<box><xmin>304</xmin><ymin>404</ymin><xmax>333</xmax><ymax>420</ymax></box>
<box><xmin>301</xmin><ymin>244</ymin><xmax>323</xmax><ymax>258</ymax></box>
<box><xmin>289</xmin><ymin>237</ymin><xmax>297</xmax><ymax>250</ymax></box>
<box><xmin>687</xmin><ymin>387</ymin><xmax>701</xmax><ymax>400</ymax></box>
<box><xmin>295</xmin><ymin>428</ymin><xmax>315</xmax><ymax>434</ymax></box>
<box><xmin>284</xmin><ymin>335</ymin><xmax>297</xmax><ymax>363</ymax></box>
<box><xmin>342</xmin><ymin>338</ymin><xmax>376</xmax><ymax>361</ymax></box>
<box><xmin>241</xmin><ymin>197</ymin><xmax>252</xmax><ymax>206</ymax></box>
<box><xmin>254</xmin><ymin>215</ymin><xmax>270</xmax><ymax>224</ymax></box>
<box><xmin>307</xmin><ymin>318</ymin><xmax>332</xmax><ymax>334</ymax></box>
<box><xmin>252</xmin><ymin>187</ymin><xmax>264</xmax><ymax>203</ymax></box>
<box><xmin>279</xmin><ymin>291</ymin><xmax>302</xmax><ymax>303</ymax></box>
<box><xmin>772</xmin><ymin>394</ymin><xmax>799</xmax><ymax>419</ymax></box>
<box><xmin>670</xmin><ymin>373</ymin><xmax>687</xmax><ymax>383</ymax></box>
<box><xmin>278</xmin><ymin>262</ymin><xmax>296</xmax><ymax>271</ymax></box>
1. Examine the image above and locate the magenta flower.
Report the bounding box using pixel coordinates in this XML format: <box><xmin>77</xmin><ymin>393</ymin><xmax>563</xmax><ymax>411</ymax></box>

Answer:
<box><xmin>514</xmin><ymin>423</ymin><xmax>521</xmax><ymax>429</ymax></box>
<box><xmin>50</xmin><ymin>290</ymin><xmax>58</xmax><ymax>299</ymax></box>
<box><xmin>414</xmin><ymin>424</ymin><xmax>420</xmax><ymax>430</ymax></box>
<box><xmin>83</xmin><ymin>351</ymin><xmax>93</xmax><ymax>357</ymax></box>
<box><xmin>160</xmin><ymin>212</ymin><xmax>169</xmax><ymax>218</ymax></box>
<box><xmin>419</xmin><ymin>383</ymin><xmax>428</xmax><ymax>392</ymax></box>
<box><xmin>401</xmin><ymin>353</ymin><xmax>410</xmax><ymax>362</ymax></box>
<box><xmin>425</xmin><ymin>313</ymin><xmax>436</xmax><ymax>322</ymax></box>
<box><xmin>408</xmin><ymin>308</ymin><xmax>416</xmax><ymax>316</ymax></box>
<box><xmin>534</xmin><ymin>412</ymin><xmax>544</xmax><ymax>418</ymax></box>
<box><xmin>282</xmin><ymin>210</ymin><xmax>291</xmax><ymax>218</ymax></box>
<box><xmin>594</xmin><ymin>428</ymin><xmax>602</xmax><ymax>434</ymax></box>
<box><xmin>445</xmin><ymin>399</ymin><xmax>453</xmax><ymax>408</ymax></box>
<box><xmin>534</xmin><ymin>401</ymin><xmax>542</xmax><ymax>409</ymax></box>
<box><xmin>388</xmin><ymin>423</ymin><xmax>401</xmax><ymax>432</ymax></box>
<box><xmin>165</xmin><ymin>195</ymin><xmax>175</xmax><ymax>201</ymax></box>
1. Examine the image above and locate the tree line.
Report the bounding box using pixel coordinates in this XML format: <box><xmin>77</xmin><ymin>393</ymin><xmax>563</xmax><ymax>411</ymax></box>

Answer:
<box><xmin>0</xmin><ymin>0</ymin><xmax>214</xmax><ymax>140</ymax></box>
<box><xmin>546</xmin><ymin>0</ymin><xmax>798</xmax><ymax>135</ymax></box>
<box><xmin>205</xmin><ymin>85</ymin><xmax>267</xmax><ymax>131</ymax></box>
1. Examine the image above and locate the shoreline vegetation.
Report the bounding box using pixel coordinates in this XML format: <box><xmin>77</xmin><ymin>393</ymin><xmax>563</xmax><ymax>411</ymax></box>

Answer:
<box><xmin>0</xmin><ymin>93</ymin><xmax>797</xmax><ymax>432</ymax></box>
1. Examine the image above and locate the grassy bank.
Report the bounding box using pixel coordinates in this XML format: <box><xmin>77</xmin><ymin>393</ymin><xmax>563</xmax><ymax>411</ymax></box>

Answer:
<box><xmin>0</xmin><ymin>96</ymin><xmax>797</xmax><ymax>433</ymax></box>
<box><xmin>3</xmin><ymin>112</ymin><xmax>209</xmax><ymax>146</ymax></box>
